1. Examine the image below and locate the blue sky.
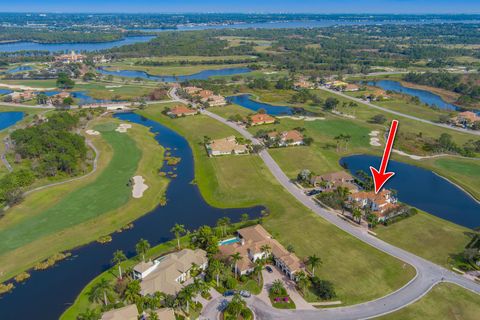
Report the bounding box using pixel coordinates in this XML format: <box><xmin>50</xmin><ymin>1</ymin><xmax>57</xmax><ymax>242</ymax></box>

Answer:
<box><xmin>0</xmin><ymin>0</ymin><xmax>479</xmax><ymax>14</ymax></box>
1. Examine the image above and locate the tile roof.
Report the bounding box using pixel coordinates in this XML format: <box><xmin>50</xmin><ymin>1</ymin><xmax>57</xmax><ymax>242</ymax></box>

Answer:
<box><xmin>101</xmin><ymin>305</ymin><xmax>138</xmax><ymax>320</ymax></box>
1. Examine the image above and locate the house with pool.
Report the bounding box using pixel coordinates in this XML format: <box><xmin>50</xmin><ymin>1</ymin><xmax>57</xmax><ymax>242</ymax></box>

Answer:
<box><xmin>133</xmin><ymin>248</ymin><xmax>208</xmax><ymax>296</ymax></box>
<box><xmin>348</xmin><ymin>189</ymin><xmax>399</xmax><ymax>221</ymax></box>
<box><xmin>206</xmin><ymin>136</ymin><xmax>248</xmax><ymax>156</ymax></box>
<box><xmin>218</xmin><ymin>224</ymin><xmax>305</xmax><ymax>280</ymax></box>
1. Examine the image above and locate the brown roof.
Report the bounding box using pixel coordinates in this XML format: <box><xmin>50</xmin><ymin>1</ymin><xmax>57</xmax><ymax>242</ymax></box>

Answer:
<box><xmin>250</xmin><ymin>114</ymin><xmax>275</xmax><ymax>125</ymax></box>
<box><xmin>317</xmin><ymin>171</ymin><xmax>354</xmax><ymax>183</ymax></box>
<box><xmin>169</xmin><ymin>105</ymin><xmax>196</xmax><ymax>116</ymax></box>
<box><xmin>197</xmin><ymin>90</ymin><xmax>214</xmax><ymax>99</ymax></box>
<box><xmin>457</xmin><ymin>111</ymin><xmax>479</xmax><ymax>123</ymax></box>
<box><xmin>282</xmin><ymin>130</ymin><xmax>303</xmax><ymax>142</ymax></box>
<box><xmin>154</xmin><ymin>308</ymin><xmax>175</xmax><ymax>320</ymax></box>
<box><xmin>101</xmin><ymin>305</ymin><xmax>138</xmax><ymax>320</ymax></box>
<box><xmin>208</xmin><ymin>136</ymin><xmax>247</xmax><ymax>154</ymax></box>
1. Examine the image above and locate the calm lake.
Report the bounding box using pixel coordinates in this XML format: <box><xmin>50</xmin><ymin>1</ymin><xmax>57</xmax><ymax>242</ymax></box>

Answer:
<box><xmin>227</xmin><ymin>94</ymin><xmax>293</xmax><ymax>115</ymax></box>
<box><xmin>0</xmin><ymin>36</ymin><xmax>155</xmax><ymax>53</ymax></box>
<box><xmin>96</xmin><ymin>66</ymin><xmax>251</xmax><ymax>82</ymax></box>
<box><xmin>0</xmin><ymin>111</ymin><xmax>24</xmax><ymax>130</ymax></box>
<box><xmin>0</xmin><ymin>113</ymin><xmax>263</xmax><ymax>319</ymax></box>
<box><xmin>340</xmin><ymin>154</ymin><xmax>480</xmax><ymax>229</ymax></box>
<box><xmin>368</xmin><ymin>80</ymin><xmax>480</xmax><ymax>115</ymax></box>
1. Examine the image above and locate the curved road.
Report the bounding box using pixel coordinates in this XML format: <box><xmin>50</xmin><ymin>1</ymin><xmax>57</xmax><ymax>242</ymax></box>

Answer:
<box><xmin>169</xmin><ymin>87</ymin><xmax>480</xmax><ymax>318</ymax></box>
<box><xmin>319</xmin><ymin>87</ymin><xmax>480</xmax><ymax>136</ymax></box>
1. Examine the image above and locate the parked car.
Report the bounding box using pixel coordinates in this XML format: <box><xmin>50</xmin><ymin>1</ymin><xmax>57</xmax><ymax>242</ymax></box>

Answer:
<box><xmin>265</xmin><ymin>266</ymin><xmax>273</xmax><ymax>273</ymax></box>
<box><xmin>223</xmin><ymin>290</ymin><xmax>236</xmax><ymax>297</ymax></box>
<box><xmin>306</xmin><ymin>189</ymin><xmax>321</xmax><ymax>196</ymax></box>
<box><xmin>240</xmin><ymin>290</ymin><xmax>251</xmax><ymax>298</ymax></box>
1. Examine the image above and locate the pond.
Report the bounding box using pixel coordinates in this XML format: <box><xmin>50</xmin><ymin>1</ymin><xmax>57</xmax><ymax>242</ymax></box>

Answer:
<box><xmin>0</xmin><ymin>36</ymin><xmax>156</xmax><ymax>53</ymax></box>
<box><xmin>0</xmin><ymin>89</ymin><xmax>13</xmax><ymax>95</ymax></box>
<box><xmin>0</xmin><ymin>111</ymin><xmax>24</xmax><ymax>130</ymax></box>
<box><xmin>368</xmin><ymin>80</ymin><xmax>480</xmax><ymax>115</ymax></box>
<box><xmin>0</xmin><ymin>113</ymin><xmax>263</xmax><ymax>319</ymax></box>
<box><xmin>96</xmin><ymin>66</ymin><xmax>251</xmax><ymax>82</ymax></box>
<box><xmin>6</xmin><ymin>66</ymin><xmax>33</xmax><ymax>73</ymax></box>
<box><xmin>340</xmin><ymin>154</ymin><xmax>480</xmax><ymax>229</ymax></box>
<box><xmin>227</xmin><ymin>94</ymin><xmax>293</xmax><ymax>115</ymax></box>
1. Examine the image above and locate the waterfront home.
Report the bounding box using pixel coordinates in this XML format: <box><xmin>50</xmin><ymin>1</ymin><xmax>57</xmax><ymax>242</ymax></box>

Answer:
<box><xmin>310</xmin><ymin>171</ymin><xmax>358</xmax><ymax>192</ymax></box>
<box><xmin>344</xmin><ymin>83</ymin><xmax>360</xmax><ymax>92</ymax></box>
<box><xmin>167</xmin><ymin>105</ymin><xmax>197</xmax><ymax>117</ymax></box>
<box><xmin>218</xmin><ymin>224</ymin><xmax>304</xmax><ymax>280</ymax></box>
<box><xmin>101</xmin><ymin>304</ymin><xmax>139</xmax><ymax>320</ymax></box>
<box><xmin>10</xmin><ymin>90</ymin><xmax>35</xmax><ymax>102</ymax></box>
<box><xmin>197</xmin><ymin>89</ymin><xmax>214</xmax><ymax>99</ymax></box>
<box><xmin>267</xmin><ymin>129</ymin><xmax>304</xmax><ymax>146</ymax></box>
<box><xmin>249</xmin><ymin>113</ymin><xmax>275</xmax><ymax>126</ymax></box>
<box><xmin>50</xmin><ymin>91</ymin><xmax>71</xmax><ymax>105</ymax></box>
<box><xmin>54</xmin><ymin>51</ymin><xmax>86</xmax><ymax>64</ymax></box>
<box><xmin>206</xmin><ymin>136</ymin><xmax>248</xmax><ymax>156</ymax></box>
<box><xmin>183</xmin><ymin>86</ymin><xmax>202</xmax><ymax>95</ymax></box>
<box><xmin>349</xmin><ymin>189</ymin><xmax>398</xmax><ymax>220</ymax></box>
<box><xmin>201</xmin><ymin>94</ymin><xmax>227</xmax><ymax>106</ymax></box>
<box><xmin>452</xmin><ymin>111</ymin><xmax>480</xmax><ymax>128</ymax></box>
<box><xmin>133</xmin><ymin>249</ymin><xmax>208</xmax><ymax>296</ymax></box>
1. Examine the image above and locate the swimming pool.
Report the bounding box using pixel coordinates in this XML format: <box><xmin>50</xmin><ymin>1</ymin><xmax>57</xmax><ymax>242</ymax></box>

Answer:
<box><xmin>219</xmin><ymin>237</ymin><xmax>241</xmax><ymax>246</ymax></box>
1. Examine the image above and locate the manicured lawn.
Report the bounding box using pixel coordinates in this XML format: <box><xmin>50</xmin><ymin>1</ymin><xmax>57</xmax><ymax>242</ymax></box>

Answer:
<box><xmin>0</xmin><ymin>79</ymin><xmax>57</xmax><ymax>88</ymax></box>
<box><xmin>138</xmin><ymin>104</ymin><xmax>416</xmax><ymax>306</ymax></box>
<box><xmin>375</xmin><ymin>211</ymin><xmax>471</xmax><ymax>267</ymax></box>
<box><xmin>378</xmin><ymin>283</ymin><xmax>480</xmax><ymax>320</ymax></box>
<box><xmin>101</xmin><ymin>62</ymin><xmax>249</xmax><ymax>76</ymax></box>
<box><xmin>0</xmin><ymin>118</ymin><xmax>168</xmax><ymax>282</ymax></box>
<box><xmin>75</xmin><ymin>82</ymin><xmax>155</xmax><ymax>100</ymax></box>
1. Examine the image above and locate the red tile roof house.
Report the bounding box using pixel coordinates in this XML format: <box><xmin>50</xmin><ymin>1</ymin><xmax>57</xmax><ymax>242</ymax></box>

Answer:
<box><xmin>348</xmin><ymin>189</ymin><xmax>399</xmax><ymax>221</ymax></box>
<box><xmin>218</xmin><ymin>225</ymin><xmax>305</xmax><ymax>280</ymax></box>
<box><xmin>167</xmin><ymin>105</ymin><xmax>197</xmax><ymax>118</ymax></box>
<box><xmin>267</xmin><ymin>130</ymin><xmax>304</xmax><ymax>146</ymax></box>
<box><xmin>249</xmin><ymin>113</ymin><xmax>275</xmax><ymax>126</ymax></box>
<box><xmin>310</xmin><ymin>171</ymin><xmax>358</xmax><ymax>193</ymax></box>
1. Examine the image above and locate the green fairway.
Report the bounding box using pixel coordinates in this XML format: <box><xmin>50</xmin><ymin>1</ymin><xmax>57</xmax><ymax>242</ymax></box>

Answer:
<box><xmin>378</xmin><ymin>283</ymin><xmax>480</xmax><ymax>320</ymax></box>
<box><xmin>0</xmin><ymin>123</ymin><xmax>140</xmax><ymax>255</ymax></box>
<box><xmin>138</xmin><ymin>104</ymin><xmax>415</xmax><ymax>306</ymax></box>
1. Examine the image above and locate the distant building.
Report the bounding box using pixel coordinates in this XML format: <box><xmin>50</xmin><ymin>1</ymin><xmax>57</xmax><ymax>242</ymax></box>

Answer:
<box><xmin>452</xmin><ymin>111</ymin><xmax>480</xmax><ymax>128</ymax></box>
<box><xmin>167</xmin><ymin>105</ymin><xmax>197</xmax><ymax>117</ymax></box>
<box><xmin>249</xmin><ymin>113</ymin><xmax>275</xmax><ymax>126</ymax></box>
<box><xmin>344</xmin><ymin>84</ymin><xmax>360</xmax><ymax>92</ymax></box>
<box><xmin>206</xmin><ymin>136</ymin><xmax>248</xmax><ymax>156</ymax></box>
<box><xmin>268</xmin><ymin>130</ymin><xmax>304</xmax><ymax>146</ymax></box>
<box><xmin>202</xmin><ymin>94</ymin><xmax>227</xmax><ymax>106</ymax></box>
<box><xmin>294</xmin><ymin>80</ymin><xmax>315</xmax><ymax>89</ymax></box>
<box><xmin>218</xmin><ymin>224</ymin><xmax>305</xmax><ymax>280</ymax></box>
<box><xmin>55</xmin><ymin>51</ymin><xmax>86</xmax><ymax>64</ymax></box>
<box><xmin>133</xmin><ymin>249</ymin><xmax>208</xmax><ymax>296</ymax></box>
<box><xmin>9</xmin><ymin>90</ymin><xmax>35</xmax><ymax>102</ymax></box>
<box><xmin>101</xmin><ymin>304</ymin><xmax>138</xmax><ymax>320</ymax></box>
<box><xmin>183</xmin><ymin>86</ymin><xmax>202</xmax><ymax>95</ymax></box>
<box><xmin>154</xmin><ymin>308</ymin><xmax>175</xmax><ymax>320</ymax></box>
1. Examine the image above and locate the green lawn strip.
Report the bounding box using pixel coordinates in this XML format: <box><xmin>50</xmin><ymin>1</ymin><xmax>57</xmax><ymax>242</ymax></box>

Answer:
<box><xmin>74</xmin><ymin>83</ymin><xmax>154</xmax><ymax>100</ymax></box>
<box><xmin>377</xmin><ymin>283</ymin><xmax>480</xmax><ymax>320</ymax></box>
<box><xmin>138</xmin><ymin>105</ymin><xmax>416</xmax><ymax>305</ymax></box>
<box><xmin>100</xmin><ymin>63</ymin><xmax>248</xmax><ymax>76</ymax></box>
<box><xmin>375</xmin><ymin>211</ymin><xmax>471</xmax><ymax>267</ymax></box>
<box><xmin>0</xmin><ymin>79</ymin><xmax>57</xmax><ymax>88</ymax></box>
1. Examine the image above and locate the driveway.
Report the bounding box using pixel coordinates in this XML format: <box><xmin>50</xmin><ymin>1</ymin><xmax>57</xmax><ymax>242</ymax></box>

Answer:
<box><xmin>260</xmin><ymin>265</ymin><xmax>315</xmax><ymax>310</ymax></box>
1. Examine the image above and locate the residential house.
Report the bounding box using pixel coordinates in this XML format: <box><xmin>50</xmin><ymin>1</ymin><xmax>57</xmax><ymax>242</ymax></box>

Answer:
<box><xmin>348</xmin><ymin>189</ymin><xmax>398</xmax><ymax>220</ymax></box>
<box><xmin>452</xmin><ymin>111</ymin><xmax>480</xmax><ymax>128</ymax></box>
<box><xmin>50</xmin><ymin>91</ymin><xmax>71</xmax><ymax>105</ymax></box>
<box><xmin>183</xmin><ymin>86</ymin><xmax>201</xmax><ymax>95</ymax></box>
<box><xmin>10</xmin><ymin>90</ymin><xmax>35</xmax><ymax>102</ymax></box>
<box><xmin>218</xmin><ymin>224</ymin><xmax>305</xmax><ymax>280</ymax></box>
<box><xmin>344</xmin><ymin>83</ymin><xmax>360</xmax><ymax>92</ymax></box>
<box><xmin>310</xmin><ymin>171</ymin><xmax>358</xmax><ymax>193</ymax></box>
<box><xmin>154</xmin><ymin>308</ymin><xmax>176</xmax><ymax>320</ymax></box>
<box><xmin>207</xmin><ymin>136</ymin><xmax>248</xmax><ymax>156</ymax></box>
<box><xmin>133</xmin><ymin>249</ymin><xmax>208</xmax><ymax>296</ymax></box>
<box><xmin>202</xmin><ymin>94</ymin><xmax>227</xmax><ymax>106</ymax></box>
<box><xmin>167</xmin><ymin>105</ymin><xmax>197</xmax><ymax>117</ymax></box>
<box><xmin>249</xmin><ymin>113</ymin><xmax>275</xmax><ymax>126</ymax></box>
<box><xmin>268</xmin><ymin>130</ymin><xmax>304</xmax><ymax>146</ymax></box>
<box><xmin>54</xmin><ymin>51</ymin><xmax>86</xmax><ymax>64</ymax></box>
<box><xmin>101</xmin><ymin>304</ymin><xmax>138</xmax><ymax>320</ymax></box>
<box><xmin>197</xmin><ymin>89</ymin><xmax>214</xmax><ymax>99</ymax></box>
<box><xmin>294</xmin><ymin>80</ymin><xmax>315</xmax><ymax>89</ymax></box>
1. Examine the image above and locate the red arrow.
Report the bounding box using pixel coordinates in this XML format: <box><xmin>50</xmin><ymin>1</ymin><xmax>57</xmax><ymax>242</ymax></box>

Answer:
<box><xmin>370</xmin><ymin>120</ymin><xmax>399</xmax><ymax>194</ymax></box>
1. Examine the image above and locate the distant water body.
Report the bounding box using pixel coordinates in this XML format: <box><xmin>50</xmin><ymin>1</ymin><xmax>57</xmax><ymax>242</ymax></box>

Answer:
<box><xmin>0</xmin><ymin>112</ymin><xmax>24</xmax><ymax>130</ymax></box>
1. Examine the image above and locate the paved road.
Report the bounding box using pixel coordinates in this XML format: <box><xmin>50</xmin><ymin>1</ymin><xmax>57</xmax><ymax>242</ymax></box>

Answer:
<box><xmin>197</xmin><ymin>106</ymin><xmax>480</xmax><ymax>319</ymax></box>
<box><xmin>319</xmin><ymin>87</ymin><xmax>480</xmax><ymax>136</ymax></box>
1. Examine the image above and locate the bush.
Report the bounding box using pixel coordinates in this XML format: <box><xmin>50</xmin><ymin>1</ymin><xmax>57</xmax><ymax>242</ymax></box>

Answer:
<box><xmin>225</xmin><ymin>276</ymin><xmax>238</xmax><ymax>289</ymax></box>
<box><xmin>311</xmin><ymin>277</ymin><xmax>336</xmax><ymax>300</ymax></box>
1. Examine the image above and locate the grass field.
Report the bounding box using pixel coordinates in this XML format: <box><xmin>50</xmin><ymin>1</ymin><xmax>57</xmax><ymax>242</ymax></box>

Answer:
<box><xmin>378</xmin><ymin>283</ymin><xmax>480</xmax><ymax>320</ymax></box>
<box><xmin>138</xmin><ymin>104</ymin><xmax>415</xmax><ymax>306</ymax></box>
<box><xmin>75</xmin><ymin>82</ymin><xmax>156</xmax><ymax>100</ymax></box>
<box><xmin>0</xmin><ymin>117</ymin><xmax>168</xmax><ymax>282</ymax></box>
<box><xmin>0</xmin><ymin>79</ymin><xmax>57</xmax><ymax>88</ymax></box>
<box><xmin>101</xmin><ymin>62</ymin><xmax>249</xmax><ymax>76</ymax></box>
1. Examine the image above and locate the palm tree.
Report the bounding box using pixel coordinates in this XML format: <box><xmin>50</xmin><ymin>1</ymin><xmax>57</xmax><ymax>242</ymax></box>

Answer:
<box><xmin>352</xmin><ymin>208</ymin><xmax>362</xmax><ymax>224</ymax></box>
<box><xmin>170</xmin><ymin>223</ymin><xmax>186</xmax><ymax>250</ymax></box>
<box><xmin>148</xmin><ymin>310</ymin><xmax>159</xmax><ymax>320</ymax></box>
<box><xmin>177</xmin><ymin>285</ymin><xmax>194</xmax><ymax>314</ymax></box>
<box><xmin>111</xmin><ymin>250</ymin><xmax>127</xmax><ymax>280</ymax></box>
<box><xmin>295</xmin><ymin>271</ymin><xmax>309</xmax><ymax>296</ymax></box>
<box><xmin>124</xmin><ymin>280</ymin><xmax>141</xmax><ymax>304</ymax></box>
<box><xmin>260</xmin><ymin>244</ymin><xmax>271</xmax><ymax>259</ymax></box>
<box><xmin>209</xmin><ymin>259</ymin><xmax>223</xmax><ymax>287</ymax></box>
<box><xmin>336</xmin><ymin>186</ymin><xmax>351</xmax><ymax>214</ymax></box>
<box><xmin>77</xmin><ymin>308</ymin><xmax>100</xmax><ymax>320</ymax></box>
<box><xmin>253</xmin><ymin>259</ymin><xmax>265</xmax><ymax>285</ymax></box>
<box><xmin>230</xmin><ymin>252</ymin><xmax>243</xmax><ymax>278</ymax></box>
<box><xmin>136</xmin><ymin>238</ymin><xmax>150</xmax><ymax>261</ymax></box>
<box><xmin>88</xmin><ymin>278</ymin><xmax>112</xmax><ymax>306</ymax></box>
<box><xmin>306</xmin><ymin>254</ymin><xmax>322</xmax><ymax>276</ymax></box>
<box><xmin>270</xmin><ymin>279</ymin><xmax>285</xmax><ymax>295</ymax></box>
<box><xmin>217</xmin><ymin>217</ymin><xmax>231</xmax><ymax>237</ymax></box>
<box><xmin>241</xmin><ymin>213</ymin><xmax>249</xmax><ymax>223</ymax></box>
<box><xmin>343</xmin><ymin>134</ymin><xmax>351</xmax><ymax>151</ymax></box>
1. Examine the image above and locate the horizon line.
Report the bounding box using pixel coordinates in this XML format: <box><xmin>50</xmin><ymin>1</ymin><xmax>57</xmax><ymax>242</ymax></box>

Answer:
<box><xmin>1</xmin><ymin>12</ymin><xmax>480</xmax><ymax>15</ymax></box>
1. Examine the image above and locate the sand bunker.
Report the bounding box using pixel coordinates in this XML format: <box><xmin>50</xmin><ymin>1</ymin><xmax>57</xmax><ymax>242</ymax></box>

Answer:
<box><xmin>115</xmin><ymin>123</ymin><xmax>132</xmax><ymax>133</ymax></box>
<box><xmin>132</xmin><ymin>176</ymin><xmax>148</xmax><ymax>198</ymax></box>
<box><xmin>277</xmin><ymin>116</ymin><xmax>325</xmax><ymax>121</ymax></box>
<box><xmin>85</xmin><ymin>130</ymin><xmax>100</xmax><ymax>136</ymax></box>
<box><xmin>369</xmin><ymin>130</ymin><xmax>381</xmax><ymax>146</ymax></box>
